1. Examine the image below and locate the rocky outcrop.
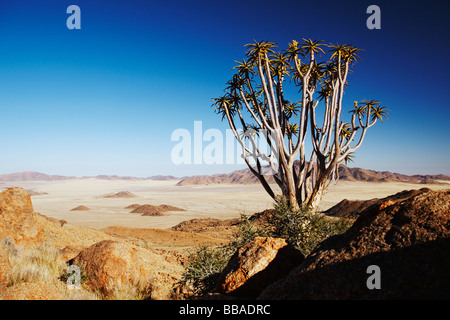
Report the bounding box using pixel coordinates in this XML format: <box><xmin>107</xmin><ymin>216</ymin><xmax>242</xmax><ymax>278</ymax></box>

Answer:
<box><xmin>171</xmin><ymin>218</ymin><xmax>239</xmax><ymax>232</ymax></box>
<box><xmin>69</xmin><ymin>240</ymin><xmax>184</xmax><ymax>299</ymax></box>
<box><xmin>102</xmin><ymin>191</ymin><xmax>137</xmax><ymax>198</ymax></box>
<box><xmin>0</xmin><ymin>188</ymin><xmax>41</xmax><ymax>245</ymax></box>
<box><xmin>0</xmin><ymin>188</ymin><xmax>68</xmax><ymax>292</ymax></box>
<box><xmin>124</xmin><ymin>204</ymin><xmax>141</xmax><ymax>209</ymax></box>
<box><xmin>216</xmin><ymin>237</ymin><xmax>304</xmax><ymax>298</ymax></box>
<box><xmin>259</xmin><ymin>189</ymin><xmax>450</xmax><ymax>299</ymax></box>
<box><xmin>70</xmin><ymin>205</ymin><xmax>90</xmax><ymax>211</ymax></box>
<box><xmin>130</xmin><ymin>204</ymin><xmax>184</xmax><ymax>216</ymax></box>
<box><xmin>324</xmin><ymin>187</ymin><xmax>432</xmax><ymax>218</ymax></box>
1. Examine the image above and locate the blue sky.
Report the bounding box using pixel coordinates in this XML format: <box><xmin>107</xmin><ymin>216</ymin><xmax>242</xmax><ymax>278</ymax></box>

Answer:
<box><xmin>0</xmin><ymin>0</ymin><xmax>449</xmax><ymax>177</ymax></box>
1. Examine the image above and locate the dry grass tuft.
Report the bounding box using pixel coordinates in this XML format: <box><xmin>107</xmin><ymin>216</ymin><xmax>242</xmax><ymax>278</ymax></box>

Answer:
<box><xmin>2</xmin><ymin>239</ymin><xmax>100</xmax><ymax>300</ymax></box>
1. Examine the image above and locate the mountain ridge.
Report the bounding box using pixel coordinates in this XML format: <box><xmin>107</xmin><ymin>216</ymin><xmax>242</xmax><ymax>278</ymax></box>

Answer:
<box><xmin>175</xmin><ymin>164</ymin><xmax>450</xmax><ymax>185</ymax></box>
<box><xmin>0</xmin><ymin>172</ymin><xmax>179</xmax><ymax>182</ymax></box>
<box><xmin>1</xmin><ymin>165</ymin><xmax>449</xmax><ymax>185</ymax></box>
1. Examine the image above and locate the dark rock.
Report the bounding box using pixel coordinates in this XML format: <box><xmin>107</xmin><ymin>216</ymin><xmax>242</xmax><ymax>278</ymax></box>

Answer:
<box><xmin>217</xmin><ymin>237</ymin><xmax>304</xmax><ymax>298</ymax></box>
<box><xmin>259</xmin><ymin>189</ymin><xmax>450</xmax><ymax>299</ymax></box>
<box><xmin>323</xmin><ymin>188</ymin><xmax>432</xmax><ymax>218</ymax></box>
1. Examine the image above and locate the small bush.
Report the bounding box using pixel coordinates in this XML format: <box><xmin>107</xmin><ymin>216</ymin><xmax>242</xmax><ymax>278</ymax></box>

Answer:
<box><xmin>180</xmin><ymin>245</ymin><xmax>232</xmax><ymax>296</ymax></box>
<box><xmin>267</xmin><ymin>197</ymin><xmax>353</xmax><ymax>255</ymax></box>
<box><xmin>229</xmin><ymin>213</ymin><xmax>268</xmax><ymax>250</ymax></box>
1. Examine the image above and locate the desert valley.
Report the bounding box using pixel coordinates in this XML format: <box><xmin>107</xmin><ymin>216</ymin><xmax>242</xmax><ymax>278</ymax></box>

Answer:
<box><xmin>0</xmin><ymin>166</ymin><xmax>449</xmax><ymax>300</ymax></box>
<box><xmin>1</xmin><ymin>166</ymin><xmax>449</xmax><ymax>231</ymax></box>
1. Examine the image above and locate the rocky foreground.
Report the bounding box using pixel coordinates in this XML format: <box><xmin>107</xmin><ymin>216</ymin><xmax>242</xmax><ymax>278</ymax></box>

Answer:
<box><xmin>0</xmin><ymin>187</ymin><xmax>449</xmax><ymax>299</ymax></box>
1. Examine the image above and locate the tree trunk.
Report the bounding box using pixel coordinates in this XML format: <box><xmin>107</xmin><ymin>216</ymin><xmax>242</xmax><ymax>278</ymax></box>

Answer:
<box><xmin>305</xmin><ymin>182</ymin><xmax>325</xmax><ymax>211</ymax></box>
<box><xmin>286</xmin><ymin>178</ymin><xmax>299</xmax><ymax>210</ymax></box>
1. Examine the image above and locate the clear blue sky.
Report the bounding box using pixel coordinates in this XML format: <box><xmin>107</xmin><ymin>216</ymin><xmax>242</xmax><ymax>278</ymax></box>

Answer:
<box><xmin>0</xmin><ymin>0</ymin><xmax>449</xmax><ymax>177</ymax></box>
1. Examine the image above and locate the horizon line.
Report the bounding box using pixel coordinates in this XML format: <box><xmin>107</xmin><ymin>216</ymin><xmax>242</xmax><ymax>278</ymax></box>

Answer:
<box><xmin>0</xmin><ymin>164</ymin><xmax>449</xmax><ymax>181</ymax></box>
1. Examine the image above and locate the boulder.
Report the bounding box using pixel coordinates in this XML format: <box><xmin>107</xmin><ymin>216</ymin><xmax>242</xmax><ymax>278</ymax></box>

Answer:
<box><xmin>0</xmin><ymin>188</ymin><xmax>47</xmax><ymax>292</ymax></box>
<box><xmin>216</xmin><ymin>237</ymin><xmax>304</xmax><ymax>298</ymax></box>
<box><xmin>69</xmin><ymin>240</ymin><xmax>183</xmax><ymax>299</ymax></box>
<box><xmin>323</xmin><ymin>187</ymin><xmax>432</xmax><ymax>218</ymax></box>
<box><xmin>0</xmin><ymin>188</ymin><xmax>41</xmax><ymax>245</ymax></box>
<box><xmin>259</xmin><ymin>189</ymin><xmax>450</xmax><ymax>299</ymax></box>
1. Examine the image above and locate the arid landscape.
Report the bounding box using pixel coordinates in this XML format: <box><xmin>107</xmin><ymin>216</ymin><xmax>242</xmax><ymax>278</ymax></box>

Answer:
<box><xmin>2</xmin><ymin>0</ymin><xmax>449</xmax><ymax>308</ymax></box>
<box><xmin>1</xmin><ymin>167</ymin><xmax>448</xmax><ymax>231</ymax></box>
<box><xmin>0</xmin><ymin>167</ymin><xmax>449</xmax><ymax>300</ymax></box>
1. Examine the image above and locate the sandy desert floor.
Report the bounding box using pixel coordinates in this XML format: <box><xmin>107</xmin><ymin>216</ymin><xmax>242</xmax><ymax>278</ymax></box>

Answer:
<box><xmin>2</xmin><ymin>179</ymin><xmax>448</xmax><ymax>230</ymax></box>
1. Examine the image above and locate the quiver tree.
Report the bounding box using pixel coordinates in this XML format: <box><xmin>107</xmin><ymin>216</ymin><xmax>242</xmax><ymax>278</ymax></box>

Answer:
<box><xmin>212</xmin><ymin>39</ymin><xmax>389</xmax><ymax>210</ymax></box>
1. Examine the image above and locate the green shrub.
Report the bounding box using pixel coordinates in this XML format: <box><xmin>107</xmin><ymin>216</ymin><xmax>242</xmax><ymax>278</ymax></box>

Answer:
<box><xmin>229</xmin><ymin>213</ymin><xmax>268</xmax><ymax>250</ymax></box>
<box><xmin>180</xmin><ymin>245</ymin><xmax>233</xmax><ymax>296</ymax></box>
<box><xmin>267</xmin><ymin>197</ymin><xmax>353</xmax><ymax>255</ymax></box>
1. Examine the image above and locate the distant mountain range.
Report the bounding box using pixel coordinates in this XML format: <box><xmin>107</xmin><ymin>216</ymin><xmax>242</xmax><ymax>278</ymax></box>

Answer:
<box><xmin>0</xmin><ymin>171</ymin><xmax>177</xmax><ymax>182</ymax></box>
<box><xmin>175</xmin><ymin>165</ymin><xmax>450</xmax><ymax>185</ymax></box>
<box><xmin>0</xmin><ymin>171</ymin><xmax>75</xmax><ymax>181</ymax></box>
<box><xmin>0</xmin><ymin>166</ymin><xmax>449</xmax><ymax>185</ymax></box>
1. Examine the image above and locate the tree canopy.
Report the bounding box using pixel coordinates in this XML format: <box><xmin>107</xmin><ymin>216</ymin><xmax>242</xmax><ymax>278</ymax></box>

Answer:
<box><xmin>213</xmin><ymin>39</ymin><xmax>389</xmax><ymax>209</ymax></box>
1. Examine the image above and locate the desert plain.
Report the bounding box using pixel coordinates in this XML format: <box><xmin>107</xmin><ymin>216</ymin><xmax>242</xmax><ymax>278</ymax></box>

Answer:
<box><xmin>1</xmin><ymin>178</ymin><xmax>447</xmax><ymax>231</ymax></box>
<box><xmin>1</xmin><ymin>176</ymin><xmax>449</xmax><ymax>300</ymax></box>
